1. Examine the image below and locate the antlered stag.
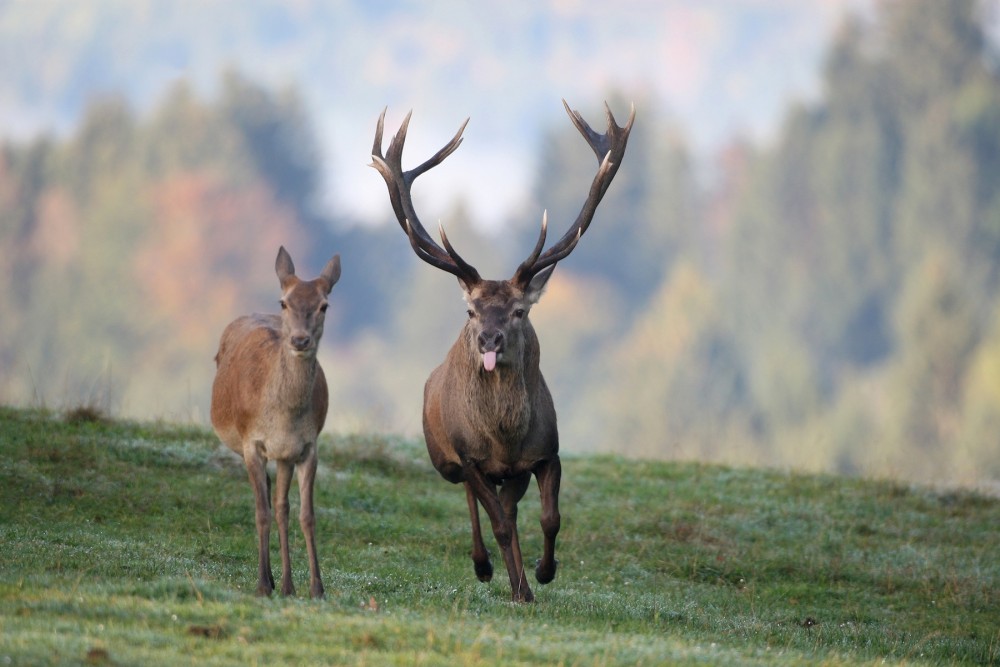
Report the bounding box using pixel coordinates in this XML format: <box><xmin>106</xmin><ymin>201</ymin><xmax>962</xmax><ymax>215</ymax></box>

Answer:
<box><xmin>370</xmin><ymin>100</ymin><xmax>633</xmax><ymax>602</ymax></box>
<box><xmin>211</xmin><ymin>246</ymin><xmax>341</xmax><ymax>599</ymax></box>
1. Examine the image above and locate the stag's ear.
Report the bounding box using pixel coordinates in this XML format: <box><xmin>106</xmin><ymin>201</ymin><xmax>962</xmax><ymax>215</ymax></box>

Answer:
<box><xmin>525</xmin><ymin>265</ymin><xmax>555</xmax><ymax>304</ymax></box>
<box><xmin>275</xmin><ymin>246</ymin><xmax>297</xmax><ymax>289</ymax></box>
<box><xmin>319</xmin><ymin>254</ymin><xmax>341</xmax><ymax>294</ymax></box>
<box><xmin>456</xmin><ymin>275</ymin><xmax>477</xmax><ymax>295</ymax></box>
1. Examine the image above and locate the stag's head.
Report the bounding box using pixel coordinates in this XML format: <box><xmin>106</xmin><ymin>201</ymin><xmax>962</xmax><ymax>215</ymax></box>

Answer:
<box><xmin>458</xmin><ymin>271</ymin><xmax>552</xmax><ymax>372</ymax></box>
<box><xmin>275</xmin><ymin>246</ymin><xmax>341</xmax><ymax>358</ymax></box>
<box><xmin>370</xmin><ymin>101</ymin><xmax>634</xmax><ymax>372</ymax></box>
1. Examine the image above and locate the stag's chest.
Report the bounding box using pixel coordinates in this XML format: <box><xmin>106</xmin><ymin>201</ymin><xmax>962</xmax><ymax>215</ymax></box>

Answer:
<box><xmin>460</xmin><ymin>376</ymin><xmax>532</xmax><ymax>458</ymax></box>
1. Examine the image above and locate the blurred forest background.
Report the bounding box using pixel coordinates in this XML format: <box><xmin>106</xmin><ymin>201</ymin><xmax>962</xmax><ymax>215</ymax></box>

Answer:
<box><xmin>2</xmin><ymin>0</ymin><xmax>1000</xmax><ymax>486</ymax></box>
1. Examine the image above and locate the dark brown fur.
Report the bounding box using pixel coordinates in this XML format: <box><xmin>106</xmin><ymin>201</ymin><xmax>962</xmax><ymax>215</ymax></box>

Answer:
<box><xmin>422</xmin><ymin>280</ymin><xmax>561</xmax><ymax>602</ymax></box>
<box><xmin>370</xmin><ymin>100</ymin><xmax>633</xmax><ymax>602</ymax></box>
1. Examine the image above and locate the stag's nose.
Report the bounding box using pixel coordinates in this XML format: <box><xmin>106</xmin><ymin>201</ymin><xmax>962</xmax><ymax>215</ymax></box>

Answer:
<box><xmin>477</xmin><ymin>330</ymin><xmax>504</xmax><ymax>352</ymax></box>
<box><xmin>290</xmin><ymin>334</ymin><xmax>311</xmax><ymax>352</ymax></box>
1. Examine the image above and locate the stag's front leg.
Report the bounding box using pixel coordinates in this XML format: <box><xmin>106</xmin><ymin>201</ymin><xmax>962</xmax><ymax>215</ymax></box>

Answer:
<box><xmin>534</xmin><ymin>456</ymin><xmax>561</xmax><ymax>584</ymax></box>
<box><xmin>274</xmin><ymin>460</ymin><xmax>296</xmax><ymax>597</ymax></box>
<box><xmin>297</xmin><ymin>444</ymin><xmax>325</xmax><ymax>599</ymax></box>
<box><xmin>464</xmin><ymin>483</ymin><xmax>493</xmax><ymax>582</ymax></box>
<box><xmin>462</xmin><ymin>461</ymin><xmax>534</xmax><ymax>603</ymax></box>
<box><xmin>499</xmin><ymin>473</ymin><xmax>532</xmax><ymax>600</ymax></box>
<box><xmin>244</xmin><ymin>445</ymin><xmax>274</xmax><ymax>596</ymax></box>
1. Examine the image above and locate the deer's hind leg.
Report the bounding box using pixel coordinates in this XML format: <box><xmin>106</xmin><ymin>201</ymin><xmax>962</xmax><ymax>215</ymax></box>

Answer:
<box><xmin>245</xmin><ymin>444</ymin><xmax>275</xmax><ymax>596</ymax></box>
<box><xmin>297</xmin><ymin>443</ymin><xmax>325</xmax><ymax>599</ymax></box>
<box><xmin>274</xmin><ymin>460</ymin><xmax>296</xmax><ymax>597</ymax></box>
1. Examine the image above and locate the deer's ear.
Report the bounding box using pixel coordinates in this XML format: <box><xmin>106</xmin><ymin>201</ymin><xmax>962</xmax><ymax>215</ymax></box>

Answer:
<box><xmin>525</xmin><ymin>265</ymin><xmax>555</xmax><ymax>304</ymax></box>
<box><xmin>319</xmin><ymin>254</ymin><xmax>341</xmax><ymax>294</ymax></box>
<box><xmin>275</xmin><ymin>246</ymin><xmax>297</xmax><ymax>289</ymax></box>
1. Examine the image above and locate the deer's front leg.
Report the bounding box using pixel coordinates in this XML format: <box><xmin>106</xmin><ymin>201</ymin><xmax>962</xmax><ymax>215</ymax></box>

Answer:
<box><xmin>534</xmin><ymin>456</ymin><xmax>561</xmax><ymax>584</ymax></box>
<box><xmin>462</xmin><ymin>460</ymin><xmax>534</xmax><ymax>603</ymax></box>
<box><xmin>297</xmin><ymin>444</ymin><xmax>325</xmax><ymax>599</ymax></box>
<box><xmin>244</xmin><ymin>445</ymin><xmax>274</xmax><ymax>597</ymax></box>
<box><xmin>274</xmin><ymin>460</ymin><xmax>296</xmax><ymax>597</ymax></box>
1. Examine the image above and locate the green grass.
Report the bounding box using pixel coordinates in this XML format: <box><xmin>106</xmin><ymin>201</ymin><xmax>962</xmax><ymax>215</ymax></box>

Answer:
<box><xmin>0</xmin><ymin>405</ymin><xmax>997</xmax><ymax>665</ymax></box>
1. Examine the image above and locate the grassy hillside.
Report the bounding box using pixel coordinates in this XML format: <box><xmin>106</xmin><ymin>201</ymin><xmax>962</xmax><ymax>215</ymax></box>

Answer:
<box><xmin>0</xmin><ymin>406</ymin><xmax>997</xmax><ymax>665</ymax></box>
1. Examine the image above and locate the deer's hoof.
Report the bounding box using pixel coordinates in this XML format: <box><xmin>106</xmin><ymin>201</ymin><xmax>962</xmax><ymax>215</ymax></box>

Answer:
<box><xmin>310</xmin><ymin>582</ymin><xmax>325</xmax><ymax>600</ymax></box>
<box><xmin>535</xmin><ymin>558</ymin><xmax>558</xmax><ymax>584</ymax></box>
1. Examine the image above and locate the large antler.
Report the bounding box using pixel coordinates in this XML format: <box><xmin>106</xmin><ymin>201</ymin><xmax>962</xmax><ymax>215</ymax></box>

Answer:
<box><xmin>513</xmin><ymin>99</ymin><xmax>635</xmax><ymax>287</ymax></box>
<box><xmin>370</xmin><ymin>109</ymin><xmax>482</xmax><ymax>286</ymax></box>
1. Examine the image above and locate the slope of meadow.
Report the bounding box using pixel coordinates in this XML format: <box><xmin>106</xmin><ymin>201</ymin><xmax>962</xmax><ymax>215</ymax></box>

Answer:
<box><xmin>0</xmin><ymin>406</ymin><xmax>997</xmax><ymax>665</ymax></box>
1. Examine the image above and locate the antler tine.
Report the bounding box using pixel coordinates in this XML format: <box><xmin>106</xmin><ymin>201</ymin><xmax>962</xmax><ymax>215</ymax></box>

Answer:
<box><xmin>409</xmin><ymin>118</ymin><xmax>469</xmax><ymax>182</ymax></box>
<box><xmin>438</xmin><ymin>222</ymin><xmax>481</xmax><ymax>283</ymax></box>
<box><xmin>370</xmin><ymin>109</ymin><xmax>480</xmax><ymax>286</ymax></box>
<box><xmin>513</xmin><ymin>210</ymin><xmax>549</xmax><ymax>279</ymax></box>
<box><xmin>372</xmin><ymin>107</ymin><xmax>387</xmax><ymax>160</ymax></box>
<box><xmin>562</xmin><ymin>98</ymin><xmax>608</xmax><ymax>161</ymax></box>
<box><xmin>402</xmin><ymin>220</ymin><xmax>477</xmax><ymax>281</ymax></box>
<box><xmin>514</xmin><ymin>100</ymin><xmax>634</xmax><ymax>286</ymax></box>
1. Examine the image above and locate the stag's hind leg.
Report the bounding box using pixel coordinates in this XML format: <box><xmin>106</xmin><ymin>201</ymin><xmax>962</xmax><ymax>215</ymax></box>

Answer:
<box><xmin>464</xmin><ymin>483</ymin><xmax>493</xmax><ymax>582</ymax></box>
<box><xmin>534</xmin><ymin>456</ymin><xmax>561</xmax><ymax>584</ymax></box>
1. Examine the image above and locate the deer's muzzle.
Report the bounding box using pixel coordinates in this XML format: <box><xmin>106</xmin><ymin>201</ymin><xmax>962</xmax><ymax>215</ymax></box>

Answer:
<box><xmin>290</xmin><ymin>334</ymin><xmax>312</xmax><ymax>353</ymax></box>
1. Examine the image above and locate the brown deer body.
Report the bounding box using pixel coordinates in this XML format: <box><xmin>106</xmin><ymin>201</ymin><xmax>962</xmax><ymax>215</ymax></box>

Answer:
<box><xmin>371</xmin><ymin>101</ymin><xmax>633</xmax><ymax>602</ymax></box>
<box><xmin>210</xmin><ymin>246</ymin><xmax>340</xmax><ymax>599</ymax></box>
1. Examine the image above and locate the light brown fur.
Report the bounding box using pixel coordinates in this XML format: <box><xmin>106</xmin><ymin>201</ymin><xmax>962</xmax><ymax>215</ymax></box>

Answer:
<box><xmin>210</xmin><ymin>246</ymin><xmax>340</xmax><ymax>599</ymax></box>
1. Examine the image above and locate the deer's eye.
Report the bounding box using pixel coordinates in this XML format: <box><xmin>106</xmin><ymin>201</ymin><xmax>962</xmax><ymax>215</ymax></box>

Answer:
<box><xmin>280</xmin><ymin>300</ymin><xmax>287</xmax><ymax>310</ymax></box>
<box><xmin>513</xmin><ymin>309</ymin><xmax>525</xmax><ymax>319</ymax></box>
<box><xmin>319</xmin><ymin>303</ymin><xmax>328</xmax><ymax>313</ymax></box>
<box><xmin>467</xmin><ymin>309</ymin><xmax>475</xmax><ymax>319</ymax></box>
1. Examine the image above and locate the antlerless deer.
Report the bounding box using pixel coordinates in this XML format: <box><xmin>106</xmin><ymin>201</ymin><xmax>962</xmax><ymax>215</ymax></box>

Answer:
<box><xmin>370</xmin><ymin>100</ymin><xmax>633</xmax><ymax>602</ymax></box>
<box><xmin>210</xmin><ymin>247</ymin><xmax>340</xmax><ymax>599</ymax></box>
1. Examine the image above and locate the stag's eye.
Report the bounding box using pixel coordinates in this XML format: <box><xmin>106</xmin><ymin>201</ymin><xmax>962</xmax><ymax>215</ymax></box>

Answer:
<box><xmin>513</xmin><ymin>308</ymin><xmax>525</xmax><ymax>319</ymax></box>
<box><xmin>319</xmin><ymin>303</ymin><xmax>328</xmax><ymax>313</ymax></box>
<box><xmin>467</xmin><ymin>309</ymin><xmax>475</xmax><ymax>319</ymax></box>
<box><xmin>279</xmin><ymin>300</ymin><xmax>287</xmax><ymax>310</ymax></box>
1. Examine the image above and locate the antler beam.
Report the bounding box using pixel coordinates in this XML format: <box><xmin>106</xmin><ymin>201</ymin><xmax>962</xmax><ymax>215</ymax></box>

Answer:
<box><xmin>513</xmin><ymin>100</ymin><xmax>635</xmax><ymax>287</ymax></box>
<box><xmin>370</xmin><ymin>109</ymin><xmax>481</xmax><ymax>286</ymax></box>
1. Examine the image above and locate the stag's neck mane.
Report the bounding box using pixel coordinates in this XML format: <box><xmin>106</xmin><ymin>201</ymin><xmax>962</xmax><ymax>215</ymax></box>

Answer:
<box><xmin>453</xmin><ymin>324</ymin><xmax>542</xmax><ymax>446</ymax></box>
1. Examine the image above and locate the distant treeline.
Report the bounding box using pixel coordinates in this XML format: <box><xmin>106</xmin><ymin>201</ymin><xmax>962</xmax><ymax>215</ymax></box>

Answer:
<box><xmin>1</xmin><ymin>0</ymin><xmax>998</xmax><ymax>484</ymax></box>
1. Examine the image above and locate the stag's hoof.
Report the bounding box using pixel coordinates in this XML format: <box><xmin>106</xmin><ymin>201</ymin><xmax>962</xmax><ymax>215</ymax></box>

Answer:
<box><xmin>473</xmin><ymin>557</ymin><xmax>494</xmax><ymax>582</ymax></box>
<box><xmin>255</xmin><ymin>583</ymin><xmax>274</xmax><ymax>597</ymax></box>
<box><xmin>512</xmin><ymin>587</ymin><xmax>535</xmax><ymax>603</ymax></box>
<box><xmin>280</xmin><ymin>582</ymin><xmax>296</xmax><ymax>597</ymax></box>
<box><xmin>310</xmin><ymin>582</ymin><xmax>325</xmax><ymax>600</ymax></box>
<box><xmin>535</xmin><ymin>558</ymin><xmax>558</xmax><ymax>585</ymax></box>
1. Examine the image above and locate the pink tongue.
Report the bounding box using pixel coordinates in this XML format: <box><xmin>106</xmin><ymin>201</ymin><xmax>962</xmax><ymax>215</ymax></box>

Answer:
<box><xmin>483</xmin><ymin>350</ymin><xmax>497</xmax><ymax>372</ymax></box>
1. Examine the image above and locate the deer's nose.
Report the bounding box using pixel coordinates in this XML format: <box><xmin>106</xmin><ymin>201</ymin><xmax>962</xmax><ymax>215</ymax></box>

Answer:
<box><xmin>290</xmin><ymin>334</ymin><xmax>312</xmax><ymax>351</ymax></box>
<box><xmin>477</xmin><ymin>330</ymin><xmax>504</xmax><ymax>352</ymax></box>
